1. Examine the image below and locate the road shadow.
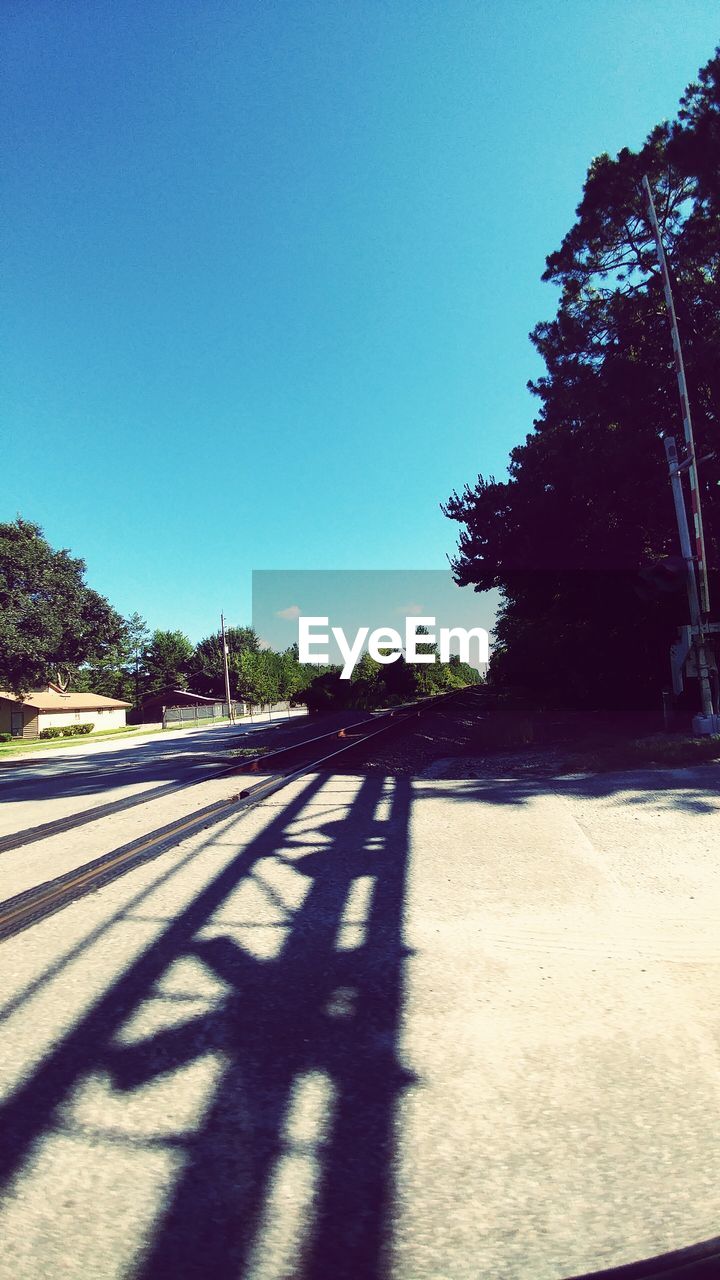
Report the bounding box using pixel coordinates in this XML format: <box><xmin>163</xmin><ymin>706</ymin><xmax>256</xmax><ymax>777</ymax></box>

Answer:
<box><xmin>410</xmin><ymin>760</ymin><xmax>720</xmax><ymax>816</ymax></box>
<box><xmin>0</xmin><ymin>771</ymin><xmax>413</xmax><ymax>1279</ymax></box>
<box><xmin>0</xmin><ymin>710</ymin><xmax>385</xmax><ymax>826</ymax></box>
<box><xmin>0</xmin><ymin>716</ymin><xmax>309</xmax><ymax>807</ymax></box>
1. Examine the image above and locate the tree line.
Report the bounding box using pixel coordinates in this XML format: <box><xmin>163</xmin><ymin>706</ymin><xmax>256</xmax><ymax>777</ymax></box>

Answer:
<box><xmin>71</xmin><ymin>618</ymin><xmax>312</xmax><ymax>712</ymax></box>
<box><xmin>302</xmin><ymin>640</ymin><xmax>479</xmax><ymax>713</ymax></box>
<box><xmin>0</xmin><ymin>518</ymin><xmax>479</xmax><ymax>715</ymax></box>
<box><xmin>444</xmin><ymin>47</ymin><xmax>720</xmax><ymax>711</ymax></box>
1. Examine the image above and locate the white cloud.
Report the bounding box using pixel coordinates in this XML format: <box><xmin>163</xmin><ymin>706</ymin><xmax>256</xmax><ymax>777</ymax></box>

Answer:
<box><xmin>275</xmin><ymin>604</ymin><xmax>301</xmax><ymax>620</ymax></box>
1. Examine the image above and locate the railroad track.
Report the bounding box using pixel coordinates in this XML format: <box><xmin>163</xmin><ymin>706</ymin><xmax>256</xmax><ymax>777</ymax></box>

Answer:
<box><xmin>0</xmin><ymin>689</ymin><xmax>465</xmax><ymax>944</ymax></box>
<box><xmin>0</xmin><ymin>710</ymin><xmax>374</xmax><ymax>858</ymax></box>
<box><xmin>0</xmin><ymin>698</ymin><xmax>433</xmax><ymax>857</ymax></box>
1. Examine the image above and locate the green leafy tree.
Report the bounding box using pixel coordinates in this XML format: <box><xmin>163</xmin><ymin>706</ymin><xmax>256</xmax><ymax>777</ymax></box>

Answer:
<box><xmin>73</xmin><ymin>611</ymin><xmax>151</xmax><ymax>707</ymax></box>
<box><xmin>144</xmin><ymin>630</ymin><xmax>194</xmax><ymax>694</ymax></box>
<box><xmin>238</xmin><ymin>649</ymin><xmax>284</xmax><ymax>707</ymax></box>
<box><xmin>446</xmin><ymin>654</ymin><xmax>481</xmax><ymax>687</ymax></box>
<box><xmin>349</xmin><ymin>651</ymin><xmax>383</xmax><ymax>708</ymax></box>
<box><xmin>380</xmin><ymin>651</ymin><xmax>416</xmax><ymax>702</ymax></box>
<box><xmin>125</xmin><ymin>612</ymin><xmax>151</xmax><ymax>710</ymax></box>
<box><xmin>302</xmin><ymin>668</ymin><xmax>353</xmax><ymax>714</ymax></box>
<box><xmin>74</xmin><ymin>642</ymin><xmax>132</xmax><ymax>702</ymax></box>
<box><xmin>191</xmin><ymin>626</ymin><xmax>260</xmax><ymax>698</ymax></box>
<box><xmin>278</xmin><ymin>647</ymin><xmax>310</xmax><ymax>700</ymax></box>
<box><xmin>0</xmin><ymin>518</ymin><xmax>125</xmax><ymax>696</ymax></box>
<box><xmin>409</xmin><ymin>625</ymin><xmax>450</xmax><ymax>695</ymax></box>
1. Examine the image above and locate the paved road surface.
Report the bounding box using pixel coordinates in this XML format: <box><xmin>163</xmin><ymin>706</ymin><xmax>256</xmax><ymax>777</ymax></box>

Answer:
<box><xmin>0</xmin><ymin>758</ymin><xmax>719</xmax><ymax>1278</ymax></box>
<box><xmin>0</xmin><ymin>710</ymin><xmax>308</xmax><ymax>842</ymax></box>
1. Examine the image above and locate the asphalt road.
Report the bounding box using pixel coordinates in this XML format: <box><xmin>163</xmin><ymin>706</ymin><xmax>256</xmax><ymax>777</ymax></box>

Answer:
<box><xmin>0</xmin><ymin>711</ymin><xmax>308</xmax><ymax>842</ymax></box>
<box><xmin>0</xmin><ymin>757</ymin><xmax>719</xmax><ymax>1278</ymax></box>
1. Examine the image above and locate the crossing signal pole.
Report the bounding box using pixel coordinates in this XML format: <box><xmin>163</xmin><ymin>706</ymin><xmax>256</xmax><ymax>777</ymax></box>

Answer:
<box><xmin>221</xmin><ymin>612</ymin><xmax>235</xmax><ymax>724</ymax></box>
<box><xmin>642</xmin><ymin>175</ymin><xmax>711</xmax><ymax>614</ymax></box>
<box><xmin>642</xmin><ymin>176</ymin><xmax>717</xmax><ymax>730</ymax></box>
<box><xmin>663</xmin><ymin>436</ymin><xmax>714</xmax><ymax>722</ymax></box>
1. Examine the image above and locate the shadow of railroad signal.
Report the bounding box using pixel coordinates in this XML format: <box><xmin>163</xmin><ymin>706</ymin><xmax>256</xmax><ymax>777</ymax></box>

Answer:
<box><xmin>0</xmin><ymin>772</ymin><xmax>415</xmax><ymax>1280</ymax></box>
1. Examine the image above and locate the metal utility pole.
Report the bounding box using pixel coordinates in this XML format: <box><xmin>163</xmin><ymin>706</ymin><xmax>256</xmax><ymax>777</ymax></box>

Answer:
<box><xmin>220</xmin><ymin>612</ymin><xmax>234</xmax><ymax>723</ymax></box>
<box><xmin>642</xmin><ymin>175</ymin><xmax>711</xmax><ymax>614</ymax></box>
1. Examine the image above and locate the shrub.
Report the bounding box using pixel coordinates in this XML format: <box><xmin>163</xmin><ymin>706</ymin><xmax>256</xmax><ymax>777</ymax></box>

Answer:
<box><xmin>303</xmin><ymin>671</ymin><xmax>353</xmax><ymax>714</ymax></box>
<box><xmin>0</xmin><ymin>732</ymin><xmax>12</xmax><ymax>743</ymax></box>
<box><xmin>40</xmin><ymin>722</ymin><xmax>95</xmax><ymax>740</ymax></box>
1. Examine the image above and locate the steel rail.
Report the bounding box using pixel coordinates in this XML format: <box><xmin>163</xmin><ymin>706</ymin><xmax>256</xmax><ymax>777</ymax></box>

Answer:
<box><xmin>0</xmin><ymin>699</ymin><xmax>435</xmax><ymax>943</ymax></box>
<box><xmin>0</xmin><ymin>691</ymin><xmax>459</xmax><ymax>857</ymax></box>
<box><xmin>0</xmin><ymin>708</ymin><xmax>392</xmax><ymax>857</ymax></box>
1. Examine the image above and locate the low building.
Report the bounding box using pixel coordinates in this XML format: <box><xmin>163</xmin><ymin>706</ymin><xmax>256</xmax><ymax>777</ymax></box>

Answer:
<box><xmin>138</xmin><ymin>687</ymin><xmax>248</xmax><ymax>727</ymax></box>
<box><xmin>139</xmin><ymin>688</ymin><xmax>223</xmax><ymax>722</ymax></box>
<box><xmin>0</xmin><ymin>684</ymin><xmax>131</xmax><ymax>739</ymax></box>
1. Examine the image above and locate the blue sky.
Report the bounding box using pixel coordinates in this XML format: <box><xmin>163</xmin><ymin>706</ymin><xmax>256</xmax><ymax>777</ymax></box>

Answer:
<box><xmin>3</xmin><ymin>2</ymin><xmax>719</xmax><ymax>642</ymax></box>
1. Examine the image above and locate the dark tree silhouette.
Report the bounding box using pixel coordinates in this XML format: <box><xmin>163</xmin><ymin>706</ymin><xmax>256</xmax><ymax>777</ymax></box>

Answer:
<box><xmin>444</xmin><ymin>49</ymin><xmax>720</xmax><ymax>710</ymax></box>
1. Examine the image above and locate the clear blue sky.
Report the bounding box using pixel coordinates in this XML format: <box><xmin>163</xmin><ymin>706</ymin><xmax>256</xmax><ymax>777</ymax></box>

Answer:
<box><xmin>3</xmin><ymin>1</ymin><xmax>718</xmax><ymax>641</ymax></box>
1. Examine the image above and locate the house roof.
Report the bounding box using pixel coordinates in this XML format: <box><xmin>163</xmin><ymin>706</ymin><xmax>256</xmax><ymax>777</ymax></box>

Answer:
<box><xmin>140</xmin><ymin>689</ymin><xmax>220</xmax><ymax>705</ymax></box>
<box><xmin>0</xmin><ymin>689</ymin><xmax>132</xmax><ymax>711</ymax></box>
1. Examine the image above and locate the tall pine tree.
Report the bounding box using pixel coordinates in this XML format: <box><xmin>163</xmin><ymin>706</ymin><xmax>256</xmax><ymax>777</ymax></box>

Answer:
<box><xmin>444</xmin><ymin>49</ymin><xmax>720</xmax><ymax>710</ymax></box>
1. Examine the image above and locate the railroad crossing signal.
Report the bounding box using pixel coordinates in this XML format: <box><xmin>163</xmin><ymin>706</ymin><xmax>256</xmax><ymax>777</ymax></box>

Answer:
<box><xmin>670</xmin><ymin>624</ymin><xmax>720</xmax><ymax>697</ymax></box>
<box><xmin>642</xmin><ymin>175</ymin><xmax>711</xmax><ymax>617</ymax></box>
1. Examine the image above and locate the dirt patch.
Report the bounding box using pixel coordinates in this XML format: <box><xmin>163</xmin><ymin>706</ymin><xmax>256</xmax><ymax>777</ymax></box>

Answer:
<box><xmin>330</xmin><ymin>691</ymin><xmax>719</xmax><ymax>779</ymax></box>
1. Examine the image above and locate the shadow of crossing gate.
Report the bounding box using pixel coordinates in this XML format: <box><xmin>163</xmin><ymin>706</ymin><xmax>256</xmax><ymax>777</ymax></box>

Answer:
<box><xmin>0</xmin><ymin>771</ymin><xmax>415</xmax><ymax>1280</ymax></box>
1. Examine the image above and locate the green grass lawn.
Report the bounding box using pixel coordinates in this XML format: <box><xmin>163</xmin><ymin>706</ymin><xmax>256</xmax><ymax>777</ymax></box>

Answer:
<box><xmin>0</xmin><ymin>711</ymin><xmax>282</xmax><ymax>760</ymax></box>
<box><xmin>0</xmin><ymin>724</ymin><xmax>164</xmax><ymax>758</ymax></box>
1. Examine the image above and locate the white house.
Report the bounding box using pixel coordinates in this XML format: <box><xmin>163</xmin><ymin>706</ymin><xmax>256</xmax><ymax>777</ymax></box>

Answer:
<box><xmin>0</xmin><ymin>684</ymin><xmax>131</xmax><ymax>739</ymax></box>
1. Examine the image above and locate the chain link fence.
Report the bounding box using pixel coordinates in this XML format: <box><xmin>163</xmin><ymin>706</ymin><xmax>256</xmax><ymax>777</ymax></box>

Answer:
<box><xmin>161</xmin><ymin>701</ymin><xmax>296</xmax><ymax>729</ymax></box>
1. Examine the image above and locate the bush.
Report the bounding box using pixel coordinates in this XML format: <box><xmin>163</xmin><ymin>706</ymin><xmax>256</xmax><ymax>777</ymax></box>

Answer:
<box><xmin>0</xmin><ymin>732</ymin><xmax>12</xmax><ymax>743</ymax></box>
<box><xmin>40</xmin><ymin>722</ymin><xmax>95</xmax><ymax>740</ymax></box>
<box><xmin>303</xmin><ymin>671</ymin><xmax>354</xmax><ymax>714</ymax></box>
